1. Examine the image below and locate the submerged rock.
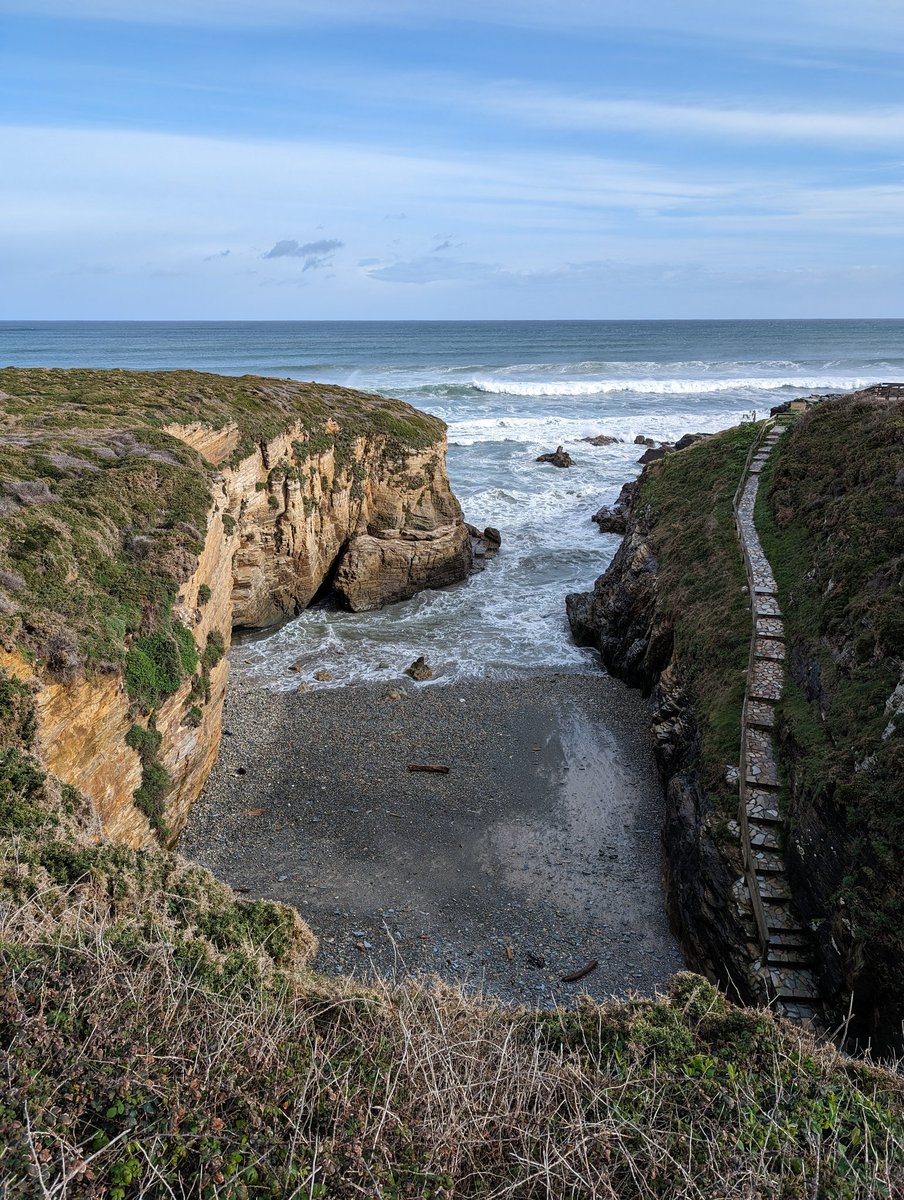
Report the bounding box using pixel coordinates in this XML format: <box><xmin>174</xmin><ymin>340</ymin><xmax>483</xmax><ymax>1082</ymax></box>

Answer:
<box><xmin>581</xmin><ymin>433</ymin><xmax>621</xmax><ymax>446</ymax></box>
<box><xmin>535</xmin><ymin>445</ymin><xmax>575</xmax><ymax>468</ymax></box>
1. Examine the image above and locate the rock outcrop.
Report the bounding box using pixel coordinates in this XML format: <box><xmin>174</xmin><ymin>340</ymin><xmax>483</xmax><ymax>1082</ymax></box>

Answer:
<box><xmin>568</xmin><ymin>460</ymin><xmax>768</xmax><ymax>1007</ymax></box>
<box><xmin>536</xmin><ymin>445</ymin><xmax>575</xmax><ymax>468</ymax></box>
<box><xmin>0</xmin><ymin>369</ymin><xmax>476</xmax><ymax>850</ymax></box>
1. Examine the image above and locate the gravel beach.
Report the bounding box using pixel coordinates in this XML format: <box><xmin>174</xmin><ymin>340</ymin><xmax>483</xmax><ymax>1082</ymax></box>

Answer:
<box><xmin>181</xmin><ymin>668</ymin><xmax>685</xmax><ymax>1006</ymax></box>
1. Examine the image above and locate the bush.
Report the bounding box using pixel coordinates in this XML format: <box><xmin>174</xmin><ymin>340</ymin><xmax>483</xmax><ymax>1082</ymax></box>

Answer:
<box><xmin>202</xmin><ymin>629</ymin><xmax>225</xmax><ymax>670</ymax></box>
<box><xmin>197</xmin><ymin>583</ymin><xmax>212</xmax><ymax>605</ymax></box>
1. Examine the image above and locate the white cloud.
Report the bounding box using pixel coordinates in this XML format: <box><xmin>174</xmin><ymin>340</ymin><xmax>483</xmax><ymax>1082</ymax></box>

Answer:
<box><xmin>3</xmin><ymin>0</ymin><xmax>904</xmax><ymax>50</ymax></box>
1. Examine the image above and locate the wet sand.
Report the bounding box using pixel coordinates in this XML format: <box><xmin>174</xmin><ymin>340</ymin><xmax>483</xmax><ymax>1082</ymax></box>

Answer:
<box><xmin>181</xmin><ymin>671</ymin><xmax>684</xmax><ymax>1006</ymax></box>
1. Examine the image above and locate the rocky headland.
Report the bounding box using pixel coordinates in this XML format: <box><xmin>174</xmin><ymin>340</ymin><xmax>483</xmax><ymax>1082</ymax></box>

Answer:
<box><xmin>0</xmin><ymin>368</ymin><xmax>473</xmax><ymax>847</ymax></box>
<box><xmin>1</xmin><ymin>372</ymin><xmax>902</xmax><ymax>1195</ymax></box>
<box><xmin>569</xmin><ymin>386</ymin><xmax>904</xmax><ymax>1052</ymax></box>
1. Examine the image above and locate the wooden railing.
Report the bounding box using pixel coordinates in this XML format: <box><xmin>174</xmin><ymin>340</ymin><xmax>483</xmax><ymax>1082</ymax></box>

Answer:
<box><xmin>731</xmin><ymin>421</ymin><xmax>776</xmax><ymax>960</ymax></box>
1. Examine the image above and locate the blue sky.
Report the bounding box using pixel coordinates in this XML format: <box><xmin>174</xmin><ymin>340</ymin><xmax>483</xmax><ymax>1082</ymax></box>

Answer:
<box><xmin>1</xmin><ymin>0</ymin><xmax>903</xmax><ymax>318</ymax></box>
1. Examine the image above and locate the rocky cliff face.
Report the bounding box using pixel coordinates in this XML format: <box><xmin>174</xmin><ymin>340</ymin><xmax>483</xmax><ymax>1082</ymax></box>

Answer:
<box><xmin>567</xmin><ymin>445</ymin><xmax>768</xmax><ymax>1007</ymax></box>
<box><xmin>567</xmin><ymin>522</ymin><xmax>765</xmax><ymax>1005</ymax></box>
<box><xmin>3</xmin><ymin>407</ymin><xmax>472</xmax><ymax>850</ymax></box>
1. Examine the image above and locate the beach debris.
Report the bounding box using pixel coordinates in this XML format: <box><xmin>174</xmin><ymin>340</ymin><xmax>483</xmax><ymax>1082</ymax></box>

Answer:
<box><xmin>232</xmin><ymin>886</ymin><xmax>251</xmax><ymax>894</ymax></box>
<box><xmin>407</xmin><ymin>763</ymin><xmax>450</xmax><ymax>774</ymax></box>
<box><xmin>504</xmin><ymin>940</ymin><xmax>514</xmax><ymax>961</ymax></box>
<box><xmin>235</xmin><ymin>766</ymin><xmax>247</xmax><ymax>776</ymax></box>
<box><xmin>535</xmin><ymin>445</ymin><xmax>575</xmax><ymax>468</ymax></box>
<box><xmin>384</xmin><ymin>688</ymin><xmax>402</xmax><ymax>701</ymax></box>
<box><xmin>560</xmin><ymin>959</ymin><xmax>599</xmax><ymax>983</ymax></box>
<box><xmin>526</xmin><ymin>952</ymin><xmax>547</xmax><ymax>969</ymax></box>
<box><xmin>405</xmin><ymin>655</ymin><xmax>433</xmax><ymax>681</ymax></box>
<box><xmin>241</xmin><ymin>807</ymin><xmax>265</xmax><ymax>817</ymax></box>
<box><xmin>387</xmin><ymin>810</ymin><xmax>402</xmax><ymax>818</ymax></box>
<box><xmin>352</xmin><ymin>930</ymin><xmax>367</xmax><ymax>938</ymax></box>
<box><xmin>314</xmin><ymin>669</ymin><xmax>333</xmax><ymax>682</ymax></box>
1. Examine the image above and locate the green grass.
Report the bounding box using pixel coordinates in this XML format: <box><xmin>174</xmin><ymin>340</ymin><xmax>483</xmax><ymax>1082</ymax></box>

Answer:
<box><xmin>0</xmin><ymin>367</ymin><xmax>445</xmax><ymax>683</ymax></box>
<box><xmin>754</xmin><ymin>395</ymin><xmax>904</xmax><ymax>1037</ymax></box>
<box><xmin>634</xmin><ymin>421</ymin><xmax>759</xmax><ymax>811</ymax></box>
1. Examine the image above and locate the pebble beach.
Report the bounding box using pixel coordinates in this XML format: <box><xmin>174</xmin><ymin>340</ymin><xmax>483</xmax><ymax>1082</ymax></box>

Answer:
<box><xmin>181</xmin><ymin>668</ymin><xmax>685</xmax><ymax>1006</ymax></box>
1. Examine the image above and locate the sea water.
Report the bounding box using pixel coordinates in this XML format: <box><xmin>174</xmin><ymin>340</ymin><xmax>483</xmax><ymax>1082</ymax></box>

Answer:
<box><xmin>2</xmin><ymin>319</ymin><xmax>901</xmax><ymax>687</ymax></box>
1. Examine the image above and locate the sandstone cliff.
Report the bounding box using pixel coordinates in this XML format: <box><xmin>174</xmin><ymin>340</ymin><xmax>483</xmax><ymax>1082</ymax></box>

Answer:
<box><xmin>0</xmin><ymin>368</ymin><xmax>474</xmax><ymax>850</ymax></box>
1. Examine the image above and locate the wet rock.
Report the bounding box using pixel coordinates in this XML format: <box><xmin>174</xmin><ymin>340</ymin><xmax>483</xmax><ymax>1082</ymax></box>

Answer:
<box><xmin>637</xmin><ymin>446</ymin><xmax>669</xmax><ymax>464</ymax></box>
<box><xmin>581</xmin><ymin>434</ymin><xmax>621</xmax><ymax>446</ymax></box>
<box><xmin>674</xmin><ymin>432</ymin><xmax>710</xmax><ymax>452</ymax></box>
<box><xmin>384</xmin><ymin>688</ymin><xmax>402</xmax><ymax>701</ymax></box>
<box><xmin>314</xmin><ymin>670</ymin><xmax>333</xmax><ymax>682</ymax></box>
<box><xmin>405</xmin><ymin>655</ymin><xmax>433</xmax><ymax>682</ymax></box>
<box><xmin>634</xmin><ymin>435</ymin><xmax>656</xmax><ymax>447</ymax></box>
<box><xmin>466</xmin><ymin>523</ymin><xmax>503</xmax><ymax>565</ymax></box>
<box><xmin>535</xmin><ymin>445</ymin><xmax>575</xmax><ymax>468</ymax></box>
<box><xmin>591</xmin><ymin>481</ymin><xmax>637</xmax><ymax>535</ymax></box>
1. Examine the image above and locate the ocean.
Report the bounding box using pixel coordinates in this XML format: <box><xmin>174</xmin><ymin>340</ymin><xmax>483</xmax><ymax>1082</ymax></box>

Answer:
<box><xmin>3</xmin><ymin>319</ymin><xmax>901</xmax><ymax>688</ymax></box>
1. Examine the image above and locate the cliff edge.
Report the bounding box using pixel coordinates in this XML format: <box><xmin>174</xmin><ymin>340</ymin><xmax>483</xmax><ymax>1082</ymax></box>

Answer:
<box><xmin>0</xmin><ymin>367</ymin><xmax>472</xmax><ymax>847</ymax></box>
<box><xmin>568</xmin><ymin>389</ymin><xmax>904</xmax><ymax>1051</ymax></box>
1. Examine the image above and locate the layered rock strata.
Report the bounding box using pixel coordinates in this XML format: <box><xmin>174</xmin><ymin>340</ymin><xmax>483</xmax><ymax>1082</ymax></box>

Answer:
<box><xmin>2</xmin><ymin>394</ymin><xmax>473</xmax><ymax>850</ymax></box>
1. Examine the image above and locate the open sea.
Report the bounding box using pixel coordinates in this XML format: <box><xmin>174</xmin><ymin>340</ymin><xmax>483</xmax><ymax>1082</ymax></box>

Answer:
<box><xmin>2</xmin><ymin>319</ymin><xmax>902</xmax><ymax>688</ymax></box>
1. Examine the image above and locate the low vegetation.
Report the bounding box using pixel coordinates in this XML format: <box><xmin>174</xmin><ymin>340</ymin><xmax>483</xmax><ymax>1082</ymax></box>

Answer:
<box><xmin>0</xmin><ymin>367</ymin><xmax>443</xmax><ymax>680</ymax></box>
<box><xmin>755</xmin><ymin>393</ymin><xmax>904</xmax><ymax>1043</ymax></box>
<box><xmin>634</xmin><ymin>422</ymin><xmax>759</xmax><ymax>812</ymax></box>
<box><xmin>0</xmin><ymin>668</ymin><xmax>901</xmax><ymax>1197</ymax></box>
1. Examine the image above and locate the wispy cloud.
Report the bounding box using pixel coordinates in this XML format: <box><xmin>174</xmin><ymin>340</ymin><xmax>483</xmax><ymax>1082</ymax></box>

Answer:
<box><xmin>476</xmin><ymin>85</ymin><xmax>904</xmax><ymax>144</ymax></box>
<box><xmin>5</xmin><ymin>0</ymin><xmax>904</xmax><ymax>52</ymax></box>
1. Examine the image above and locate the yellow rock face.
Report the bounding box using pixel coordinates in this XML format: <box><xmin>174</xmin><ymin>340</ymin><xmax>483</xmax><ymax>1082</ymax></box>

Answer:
<box><xmin>13</xmin><ymin>419</ymin><xmax>470</xmax><ymax>848</ymax></box>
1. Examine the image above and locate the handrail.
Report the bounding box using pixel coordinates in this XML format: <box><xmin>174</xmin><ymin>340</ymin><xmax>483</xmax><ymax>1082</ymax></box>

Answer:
<box><xmin>732</xmin><ymin>420</ymin><xmax>776</xmax><ymax>961</ymax></box>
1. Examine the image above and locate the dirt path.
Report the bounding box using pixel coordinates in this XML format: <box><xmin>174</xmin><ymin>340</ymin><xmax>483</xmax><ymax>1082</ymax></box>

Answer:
<box><xmin>181</xmin><ymin>671</ymin><xmax>684</xmax><ymax>1006</ymax></box>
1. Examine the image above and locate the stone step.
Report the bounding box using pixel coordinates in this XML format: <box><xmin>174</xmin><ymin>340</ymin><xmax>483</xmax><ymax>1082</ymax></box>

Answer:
<box><xmin>761</xmin><ymin>901</ymin><xmax>804</xmax><ymax>933</ymax></box>
<box><xmin>765</xmin><ymin>967</ymin><xmax>820</xmax><ymax>1001</ymax></box>
<box><xmin>755</xmin><ymin>595</ymin><xmax>782</xmax><ymax>618</ymax></box>
<box><xmin>750</xmin><ymin>658</ymin><xmax>783</xmax><ymax>702</ymax></box>
<box><xmin>779</xmin><ymin>1001</ymin><xmax>821</xmax><ymax>1024</ymax></box>
<box><xmin>756</xmin><ymin>616</ymin><xmax>784</xmax><ymax>638</ymax></box>
<box><xmin>755</xmin><ymin>638</ymin><xmax>786</xmax><ymax>661</ymax></box>
<box><xmin>757</xmin><ymin>873</ymin><xmax>793</xmax><ymax>901</ymax></box>
<box><xmin>747</xmin><ymin>791</ymin><xmax>782</xmax><ymax>822</ymax></box>
<box><xmin>749</xmin><ymin>462</ymin><xmax>764</xmax><ymax>474</ymax></box>
<box><xmin>747</xmin><ymin>700</ymin><xmax>776</xmax><ymax>729</ymax></box>
<box><xmin>749</xmin><ymin>822</ymin><xmax>782</xmax><ymax>850</ymax></box>
<box><xmin>769</xmin><ymin>930</ymin><xmax>810</xmax><ymax>949</ymax></box>
<box><xmin>767</xmin><ymin>946</ymin><xmax>812</xmax><ymax>966</ymax></box>
<box><xmin>750</xmin><ymin>848</ymin><xmax>785</xmax><ymax>873</ymax></box>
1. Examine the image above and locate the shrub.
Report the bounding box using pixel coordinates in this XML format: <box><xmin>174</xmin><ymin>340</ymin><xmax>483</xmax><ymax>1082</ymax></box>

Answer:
<box><xmin>197</xmin><ymin>583</ymin><xmax>211</xmax><ymax>605</ymax></box>
<box><xmin>202</xmin><ymin>629</ymin><xmax>225</xmax><ymax>670</ymax></box>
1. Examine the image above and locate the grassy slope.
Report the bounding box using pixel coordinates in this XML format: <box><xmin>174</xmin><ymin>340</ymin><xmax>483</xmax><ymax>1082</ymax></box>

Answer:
<box><xmin>0</xmin><ymin>368</ymin><xmax>441</xmax><ymax>693</ymax></box>
<box><xmin>755</xmin><ymin>394</ymin><xmax>904</xmax><ymax>1022</ymax></box>
<box><xmin>1</xmin><ymin>690</ymin><xmax>902</xmax><ymax>1196</ymax></box>
<box><xmin>635</xmin><ymin>422</ymin><xmax>758</xmax><ymax>814</ymax></box>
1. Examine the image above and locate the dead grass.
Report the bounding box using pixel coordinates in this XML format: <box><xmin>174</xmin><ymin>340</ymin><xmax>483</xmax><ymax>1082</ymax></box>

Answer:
<box><xmin>2</xmin><ymin>876</ymin><xmax>902</xmax><ymax>1199</ymax></box>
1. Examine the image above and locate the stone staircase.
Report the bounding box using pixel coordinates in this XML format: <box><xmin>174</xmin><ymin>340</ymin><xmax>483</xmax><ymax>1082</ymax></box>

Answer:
<box><xmin>733</xmin><ymin>422</ymin><xmax>822</xmax><ymax>1023</ymax></box>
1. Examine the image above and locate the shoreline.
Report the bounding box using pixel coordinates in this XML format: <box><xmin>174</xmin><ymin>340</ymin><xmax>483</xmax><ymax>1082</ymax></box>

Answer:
<box><xmin>181</xmin><ymin>667</ymin><xmax>685</xmax><ymax>1006</ymax></box>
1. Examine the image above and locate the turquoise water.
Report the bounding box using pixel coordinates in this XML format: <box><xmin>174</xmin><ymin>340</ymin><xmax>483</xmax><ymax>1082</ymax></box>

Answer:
<box><xmin>3</xmin><ymin>320</ymin><xmax>901</xmax><ymax>686</ymax></box>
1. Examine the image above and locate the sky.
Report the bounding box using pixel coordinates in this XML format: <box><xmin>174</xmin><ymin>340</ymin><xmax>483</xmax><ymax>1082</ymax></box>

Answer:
<box><xmin>1</xmin><ymin>0</ymin><xmax>903</xmax><ymax>319</ymax></box>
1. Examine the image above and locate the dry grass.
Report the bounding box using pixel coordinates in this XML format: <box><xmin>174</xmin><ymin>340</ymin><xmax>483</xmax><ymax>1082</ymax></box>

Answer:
<box><xmin>2</xmin><ymin>878</ymin><xmax>902</xmax><ymax>1200</ymax></box>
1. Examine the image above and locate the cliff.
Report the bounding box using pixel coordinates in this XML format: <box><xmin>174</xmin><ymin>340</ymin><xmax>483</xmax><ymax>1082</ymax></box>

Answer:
<box><xmin>755</xmin><ymin>390</ymin><xmax>904</xmax><ymax>1051</ymax></box>
<box><xmin>0</xmin><ymin>368</ymin><xmax>472</xmax><ymax>847</ymax></box>
<box><xmin>569</xmin><ymin>391</ymin><xmax>904</xmax><ymax>1050</ymax></box>
<box><xmin>568</xmin><ymin>423</ymin><xmax>767</xmax><ymax>1005</ymax></box>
